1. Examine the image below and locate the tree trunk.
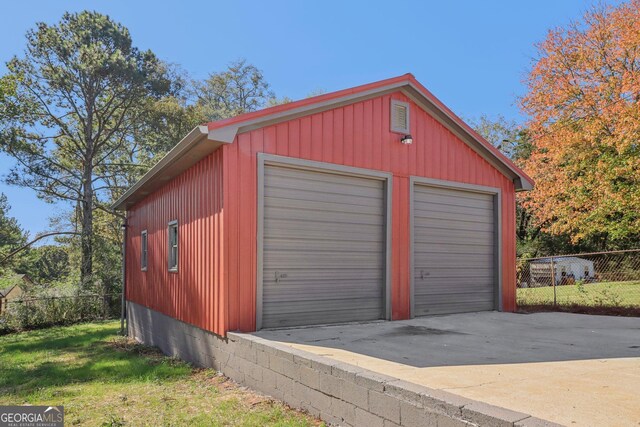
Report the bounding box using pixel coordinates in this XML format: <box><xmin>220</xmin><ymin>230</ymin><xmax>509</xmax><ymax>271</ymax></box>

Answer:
<box><xmin>80</xmin><ymin>99</ymin><xmax>95</xmax><ymax>290</ymax></box>
<box><xmin>80</xmin><ymin>161</ymin><xmax>94</xmax><ymax>289</ymax></box>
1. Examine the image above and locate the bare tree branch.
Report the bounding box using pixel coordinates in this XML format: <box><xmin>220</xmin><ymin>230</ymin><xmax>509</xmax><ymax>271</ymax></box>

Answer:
<box><xmin>0</xmin><ymin>231</ymin><xmax>80</xmax><ymax>265</ymax></box>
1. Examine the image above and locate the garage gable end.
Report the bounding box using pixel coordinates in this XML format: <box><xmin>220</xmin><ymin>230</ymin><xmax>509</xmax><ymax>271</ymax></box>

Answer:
<box><xmin>209</xmin><ymin>74</ymin><xmax>533</xmax><ymax>191</ymax></box>
<box><xmin>114</xmin><ymin>74</ymin><xmax>532</xmax><ymax>211</ymax></box>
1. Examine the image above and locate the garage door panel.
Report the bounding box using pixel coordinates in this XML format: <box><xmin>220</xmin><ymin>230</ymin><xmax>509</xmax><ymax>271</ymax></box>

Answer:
<box><xmin>414</xmin><ymin>253</ymin><xmax>493</xmax><ymax>264</ymax></box>
<box><xmin>415</xmin><ymin>185</ymin><xmax>491</xmax><ymax>201</ymax></box>
<box><xmin>265</xmin><ymin>189</ymin><xmax>383</xmax><ymax>210</ymax></box>
<box><xmin>264</xmin><ymin>293</ymin><xmax>384</xmax><ymax>303</ymax></box>
<box><xmin>418</xmin><ymin>278</ymin><xmax>494</xmax><ymax>287</ymax></box>
<box><xmin>264</xmin><ymin>280</ymin><xmax>385</xmax><ymax>299</ymax></box>
<box><xmin>416</xmin><ymin>290</ymin><xmax>494</xmax><ymax>303</ymax></box>
<box><xmin>263</xmin><ymin>307</ymin><xmax>384</xmax><ymax>328</ymax></box>
<box><xmin>266</xmin><ymin>179</ymin><xmax>383</xmax><ymax>201</ymax></box>
<box><xmin>264</xmin><ymin>285</ymin><xmax>385</xmax><ymax>301</ymax></box>
<box><xmin>415</xmin><ymin>218</ymin><xmax>494</xmax><ymax>232</ymax></box>
<box><xmin>267</xmin><ymin>165</ymin><xmax>382</xmax><ymax>189</ymax></box>
<box><xmin>414</xmin><ymin>193</ymin><xmax>495</xmax><ymax>210</ymax></box>
<box><xmin>262</xmin><ymin>164</ymin><xmax>386</xmax><ymax>328</ymax></box>
<box><xmin>418</xmin><ymin>278</ymin><xmax>494</xmax><ymax>288</ymax></box>
<box><xmin>264</xmin><ymin>268</ymin><xmax>383</xmax><ymax>281</ymax></box>
<box><xmin>264</xmin><ymin>251</ymin><xmax>385</xmax><ymax>262</ymax></box>
<box><xmin>263</xmin><ymin>298</ymin><xmax>383</xmax><ymax>312</ymax></box>
<box><xmin>264</xmin><ymin>259</ymin><xmax>384</xmax><ymax>270</ymax></box>
<box><xmin>414</xmin><ymin>210</ymin><xmax>494</xmax><ymax>224</ymax></box>
<box><xmin>265</xmin><ymin>220</ymin><xmax>384</xmax><ymax>238</ymax></box>
<box><xmin>420</xmin><ymin>268</ymin><xmax>494</xmax><ymax>278</ymax></box>
<box><xmin>266</xmin><ymin>196</ymin><xmax>384</xmax><ymax>215</ymax></box>
<box><xmin>414</xmin><ymin>300</ymin><xmax>495</xmax><ymax>316</ymax></box>
<box><xmin>265</xmin><ymin>216</ymin><xmax>384</xmax><ymax>229</ymax></box>
<box><xmin>265</xmin><ymin>250</ymin><xmax>384</xmax><ymax>263</ymax></box>
<box><xmin>413</xmin><ymin>200</ymin><xmax>493</xmax><ymax>216</ymax></box>
<box><xmin>265</xmin><ymin>237</ymin><xmax>384</xmax><ymax>252</ymax></box>
<box><xmin>415</xmin><ymin>236</ymin><xmax>494</xmax><ymax>246</ymax></box>
<box><xmin>265</xmin><ymin>229</ymin><xmax>385</xmax><ymax>243</ymax></box>
<box><xmin>264</xmin><ymin>248</ymin><xmax>385</xmax><ymax>261</ymax></box>
<box><xmin>414</xmin><ymin>282</ymin><xmax>494</xmax><ymax>294</ymax></box>
<box><xmin>414</xmin><ymin>242</ymin><xmax>495</xmax><ymax>254</ymax></box>
<box><xmin>265</xmin><ymin>206</ymin><xmax>384</xmax><ymax>226</ymax></box>
<box><xmin>413</xmin><ymin>183</ymin><xmax>496</xmax><ymax>316</ymax></box>
<box><xmin>414</xmin><ymin>259</ymin><xmax>493</xmax><ymax>269</ymax></box>
<box><xmin>414</xmin><ymin>229</ymin><xmax>494</xmax><ymax>245</ymax></box>
<box><xmin>415</xmin><ymin>228</ymin><xmax>494</xmax><ymax>238</ymax></box>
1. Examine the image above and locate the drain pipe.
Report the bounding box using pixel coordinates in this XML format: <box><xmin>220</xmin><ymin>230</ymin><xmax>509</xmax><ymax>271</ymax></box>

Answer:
<box><xmin>120</xmin><ymin>217</ymin><xmax>127</xmax><ymax>336</ymax></box>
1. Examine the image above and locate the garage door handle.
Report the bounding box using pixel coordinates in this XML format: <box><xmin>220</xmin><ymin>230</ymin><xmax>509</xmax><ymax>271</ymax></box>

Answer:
<box><xmin>275</xmin><ymin>271</ymin><xmax>288</xmax><ymax>283</ymax></box>
<box><xmin>420</xmin><ymin>270</ymin><xmax>430</xmax><ymax>280</ymax></box>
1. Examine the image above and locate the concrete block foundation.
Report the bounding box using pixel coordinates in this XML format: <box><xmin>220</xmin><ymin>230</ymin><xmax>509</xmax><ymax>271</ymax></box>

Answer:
<box><xmin>127</xmin><ymin>302</ymin><xmax>559</xmax><ymax>427</ymax></box>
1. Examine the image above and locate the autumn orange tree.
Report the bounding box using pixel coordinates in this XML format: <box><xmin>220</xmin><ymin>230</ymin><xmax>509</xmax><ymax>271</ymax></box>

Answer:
<box><xmin>521</xmin><ymin>0</ymin><xmax>640</xmax><ymax>248</ymax></box>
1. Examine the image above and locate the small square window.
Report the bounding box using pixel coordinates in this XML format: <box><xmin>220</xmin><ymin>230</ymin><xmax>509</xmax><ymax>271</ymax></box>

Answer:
<box><xmin>141</xmin><ymin>230</ymin><xmax>148</xmax><ymax>271</ymax></box>
<box><xmin>168</xmin><ymin>220</ymin><xmax>178</xmax><ymax>272</ymax></box>
<box><xmin>391</xmin><ymin>99</ymin><xmax>410</xmax><ymax>134</ymax></box>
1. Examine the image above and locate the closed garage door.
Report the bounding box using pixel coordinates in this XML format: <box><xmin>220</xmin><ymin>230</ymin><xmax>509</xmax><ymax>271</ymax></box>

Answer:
<box><xmin>262</xmin><ymin>164</ymin><xmax>387</xmax><ymax>329</ymax></box>
<box><xmin>413</xmin><ymin>183</ymin><xmax>496</xmax><ymax>316</ymax></box>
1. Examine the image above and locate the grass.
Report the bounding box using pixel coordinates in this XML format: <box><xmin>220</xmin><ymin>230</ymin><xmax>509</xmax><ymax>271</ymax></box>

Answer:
<box><xmin>0</xmin><ymin>321</ymin><xmax>323</xmax><ymax>426</ymax></box>
<box><xmin>517</xmin><ymin>280</ymin><xmax>640</xmax><ymax>309</ymax></box>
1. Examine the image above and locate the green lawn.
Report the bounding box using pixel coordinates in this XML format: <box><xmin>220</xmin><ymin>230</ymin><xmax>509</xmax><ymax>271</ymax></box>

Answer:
<box><xmin>0</xmin><ymin>321</ymin><xmax>322</xmax><ymax>426</ymax></box>
<box><xmin>517</xmin><ymin>280</ymin><xmax>640</xmax><ymax>307</ymax></box>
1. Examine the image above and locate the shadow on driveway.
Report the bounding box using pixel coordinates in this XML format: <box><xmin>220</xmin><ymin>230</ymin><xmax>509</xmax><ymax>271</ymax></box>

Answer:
<box><xmin>255</xmin><ymin>311</ymin><xmax>640</xmax><ymax>367</ymax></box>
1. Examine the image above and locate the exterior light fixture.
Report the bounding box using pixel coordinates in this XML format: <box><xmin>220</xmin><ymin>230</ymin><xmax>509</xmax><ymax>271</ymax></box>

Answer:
<box><xmin>401</xmin><ymin>134</ymin><xmax>413</xmax><ymax>145</ymax></box>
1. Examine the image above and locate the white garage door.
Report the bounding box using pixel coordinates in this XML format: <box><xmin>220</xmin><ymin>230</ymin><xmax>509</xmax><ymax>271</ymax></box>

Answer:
<box><xmin>413</xmin><ymin>183</ymin><xmax>497</xmax><ymax>316</ymax></box>
<box><xmin>261</xmin><ymin>164</ymin><xmax>387</xmax><ymax>329</ymax></box>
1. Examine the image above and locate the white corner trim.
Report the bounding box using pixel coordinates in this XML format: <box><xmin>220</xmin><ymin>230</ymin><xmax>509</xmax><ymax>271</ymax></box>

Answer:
<box><xmin>208</xmin><ymin>125</ymin><xmax>239</xmax><ymax>143</ymax></box>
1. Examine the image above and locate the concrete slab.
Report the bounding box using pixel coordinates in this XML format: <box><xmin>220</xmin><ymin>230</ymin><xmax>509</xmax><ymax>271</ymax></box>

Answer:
<box><xmin>256</xmin><ymin>312</ymin><xmax>640</xmax><ymax>426</ymax></box>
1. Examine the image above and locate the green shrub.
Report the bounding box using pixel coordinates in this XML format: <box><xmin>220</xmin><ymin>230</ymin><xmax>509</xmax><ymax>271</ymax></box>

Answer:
<box><xmin>0</xmin><ymin>291</ymin><xmax>120</xmax><ymax>335</ymax></box>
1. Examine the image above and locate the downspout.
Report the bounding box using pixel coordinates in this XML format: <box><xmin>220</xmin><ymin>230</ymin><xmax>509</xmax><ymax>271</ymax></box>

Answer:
<box><xmin>120</xmin><ymin>215</ymin><xmax>127</xmax><ymax>336</ymax></box>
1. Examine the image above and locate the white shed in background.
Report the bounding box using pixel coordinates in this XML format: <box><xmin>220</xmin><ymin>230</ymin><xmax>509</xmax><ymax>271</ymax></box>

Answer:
<box><xmin>529</xmin><ymin>257</ymin><xmax>596</xmax><ymax>287</ymax></box>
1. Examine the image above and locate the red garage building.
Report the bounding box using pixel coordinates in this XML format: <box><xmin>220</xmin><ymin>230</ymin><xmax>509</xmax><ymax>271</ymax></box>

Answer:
<box><xmin>114</xmin><ymin>74</ymin><xmax>533</xmax><ymax>338</ymax></box>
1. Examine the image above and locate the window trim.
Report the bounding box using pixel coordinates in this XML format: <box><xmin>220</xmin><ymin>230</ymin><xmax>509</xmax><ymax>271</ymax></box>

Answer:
<box><xmin>168</xmin><ymin>220</ymin><xmax>178</xmax><ymax>272</ymax></box>
<box><xmin>390</xmin><ymin>99</ymin><xmax>410</xmax><ymax>134</ymax></box>
<box><xmin>141</xmin><ymin>229</ymin><xmax>148</xmax><ymax>272</ymax></box>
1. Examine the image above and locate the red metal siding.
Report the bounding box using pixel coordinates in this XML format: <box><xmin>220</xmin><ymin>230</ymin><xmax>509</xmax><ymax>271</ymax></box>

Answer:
<box><xmin>126</xmin><ymin>90</ymin><xmax>518</xmax><ymax>336</ymax></box>
<box><xmin>224</xmin><ymin>91</ymin><xmax>517</xmax><ymax>332</ymax></box>
<box><xmin>126</xmin><ymin>149</ymin><xmax>226</xmax><ymax>335</ymax></box>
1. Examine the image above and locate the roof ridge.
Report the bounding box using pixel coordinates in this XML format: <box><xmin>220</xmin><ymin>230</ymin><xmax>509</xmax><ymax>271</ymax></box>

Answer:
<box><xmin>206</xmin><ymin>74</ymin><xmax>415</xmax><ymax>131</ymax></box>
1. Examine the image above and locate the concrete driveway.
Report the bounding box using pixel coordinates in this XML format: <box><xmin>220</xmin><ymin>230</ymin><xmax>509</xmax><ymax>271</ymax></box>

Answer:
<box><xmin>256</xmin><ymin>312</ymin><xmax>640</xmax><ymax>426</ymax></box>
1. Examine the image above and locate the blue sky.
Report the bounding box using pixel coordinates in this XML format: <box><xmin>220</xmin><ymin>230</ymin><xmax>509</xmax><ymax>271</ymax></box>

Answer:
<box><xmin>0</xmin><ymin>0</ymin><xmax>620</xmax><ymax>236</ymax></box>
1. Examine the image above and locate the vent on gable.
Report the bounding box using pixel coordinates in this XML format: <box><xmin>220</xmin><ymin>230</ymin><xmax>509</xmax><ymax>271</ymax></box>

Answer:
<box><xmin>391</xmin><ymin>100</ymin><xmax>410</xmax><ymax>134</ymax></box>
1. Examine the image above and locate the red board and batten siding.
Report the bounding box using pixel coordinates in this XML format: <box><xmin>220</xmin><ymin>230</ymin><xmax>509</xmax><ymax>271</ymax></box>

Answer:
<box><xmin>126</xmin><ymin>149</ymin><xmax>226</xmax><ymax>334</ymax></box>
<box><xmin>126</xmin><ymin>90</ymin><xmax>517</xmax><ymax>336</ymax></box>
<box><xmin>223</xmin><ymin>90</ymin><xmax>516</xmax><ymax>333</ymax></box>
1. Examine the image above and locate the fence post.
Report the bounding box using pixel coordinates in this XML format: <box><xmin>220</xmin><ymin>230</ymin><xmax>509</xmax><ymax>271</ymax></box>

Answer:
<box><xmin>24</xmin><ymin>300</ymin><xmax>30</xmax><ymax>328</ymax></box>
<box><xmin>550</xmin><ymin>256</ymin><xmax>557</xmax><ymax>306</ymax></box>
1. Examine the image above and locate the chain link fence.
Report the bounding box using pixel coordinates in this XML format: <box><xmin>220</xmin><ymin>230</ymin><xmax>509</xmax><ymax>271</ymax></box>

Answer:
<box><xmin>0</xmin><ymin>293</ymin><xmax>122</xmax><ymax>334</ymax></box>
<box><xmin>517</xmin><ymin>249</ymin><xmax>640</xmax><ymax>315</ymax></box>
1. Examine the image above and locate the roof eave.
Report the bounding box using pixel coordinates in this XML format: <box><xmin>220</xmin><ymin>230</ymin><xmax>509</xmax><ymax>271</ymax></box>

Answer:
<box><xmin>515</xmin><ymin>177</ymin><xmax>534</xmax><ymax>192</ymax></box>
<box><xmin>112</xmin><ymin>125</ymin><xmax>228</xmax><ymax>210</ymax></box>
